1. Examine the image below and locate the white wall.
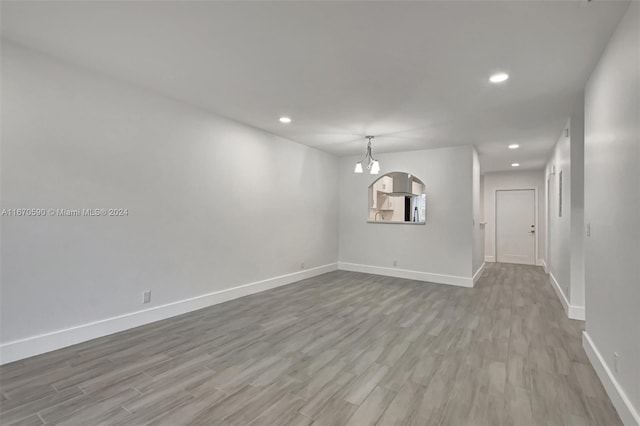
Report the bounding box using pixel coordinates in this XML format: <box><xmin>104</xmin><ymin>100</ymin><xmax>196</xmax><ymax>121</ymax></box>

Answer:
<box><xmin>471</xmin><ymin>148</ymin><xmax>485</xmax><ymax>278</ymax></box>
<box><xmin>569</xmin><ymin>95</ymin><xmax>585</xmax><ymax>309</ymax></box>
<box><xmin>545</xmin><ymin>93</ymin><xmax>586</xmax><ymax>319</ymax></box>
<box><xmin>338</xmin><ymin>146</ymin><xmax>476</xmax><ymax>286</ymax></box>
<box><xmin>479</xmin><ymin>175</ymin><xmax>485</xmax><ymax>223</ymax></box>
<box><xmin>546</xmin><ymin>123</ymin><xmax>573</xmax><ymax>301</ymax></box>
<box><xmin>0</xmin><ymin>41</ymin><xmax>339</xmax><ymax>360</ymax></box>
<box><xmin>583</xmin><ymin>2</ymin><xmax>640</xmax><ymax>424</ymax></box>
<box><xmin>482</xmin><ymin>170</ymin><xmax>546</xmax><ymax>265</ymax></box>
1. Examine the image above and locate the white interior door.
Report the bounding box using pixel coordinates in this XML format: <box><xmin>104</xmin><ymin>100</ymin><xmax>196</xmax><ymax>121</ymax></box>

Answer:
<box><xmin>496</xmin><ymin>189</ymin><xmax>536</xmax><ymax>265</ymax></box>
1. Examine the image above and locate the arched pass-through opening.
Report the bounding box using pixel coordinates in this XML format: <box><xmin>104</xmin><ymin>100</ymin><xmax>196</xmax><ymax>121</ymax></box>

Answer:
<box><xmin>368</xmin><ymin>172</ymin><xmax>426</xmax><ymax>224</ymax></box>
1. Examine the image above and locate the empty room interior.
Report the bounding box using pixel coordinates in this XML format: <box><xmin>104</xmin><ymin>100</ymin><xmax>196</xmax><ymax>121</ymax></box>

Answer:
<box><xmin>1</xmin><ymin>1</ymin><xmax>639</xmax><ymax>425</ymax></box>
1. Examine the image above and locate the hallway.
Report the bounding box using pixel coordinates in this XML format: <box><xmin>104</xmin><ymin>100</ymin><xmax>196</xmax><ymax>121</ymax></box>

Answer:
<box><xmin>0</xmin><ymin>264</ymin><xmax>620</xmax><ymax>425</ymax></box>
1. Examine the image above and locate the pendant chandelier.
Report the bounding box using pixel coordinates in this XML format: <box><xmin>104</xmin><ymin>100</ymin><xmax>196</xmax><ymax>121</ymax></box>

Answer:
<box><xmin>354</xmin><ymin>135</ymin><xmax>380</xmax><ymax>174</ymax></box>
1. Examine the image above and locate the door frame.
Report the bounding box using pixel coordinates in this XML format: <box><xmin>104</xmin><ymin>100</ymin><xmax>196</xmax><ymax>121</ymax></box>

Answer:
<box><xmin>494</xmin><ymin>187</ymin><xmax>539</xmax><ymax>265</ymax></box>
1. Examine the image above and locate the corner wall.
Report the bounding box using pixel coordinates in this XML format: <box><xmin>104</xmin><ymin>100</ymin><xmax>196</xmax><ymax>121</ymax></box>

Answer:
<box><xmin>472</xmin><ymin>149</ymin><xmax>485</xmax><ymax>281</ymax></box>
<box><xmin>338</xmin><ymin>146</ymin><xmax>476</xmax><ymax>287</ymax></box>
<box><xmin>569</xmin><ymin>95</ymin><xmax>585</xmax><ymax>310</ymax></box>
<box><xmin>545</xmin><ymin>91</ymin><xmax>586</xmax><ymax>321</ymax></box>
<box><xmin>545</xmin><ymin>120</ymin><xmax>574</xmax><ymax>310</ymax></box>
<box><xmin>0</xmin><ymin>41</ymin><xmax>339</xmax><ymax>363</ymax></box>
<box><xmin>583</xmin><ymin>2</ymin><xmax>640</xmax><ymax>424</ymax></box>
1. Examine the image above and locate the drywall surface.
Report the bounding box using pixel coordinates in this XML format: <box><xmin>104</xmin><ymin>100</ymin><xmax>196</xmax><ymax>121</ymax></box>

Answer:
<box><xmin>545</xmin><ymin>93</ymin><xmax>586</xmax><ymax>317</ymax></box>
<box><xmin>569</xmin><ymin>95</ymin><xmax>585</xmax><ymax>309</ymax></box>
<box><xmin>472</xmin><ymin>148</ymin><xmax>485</xmax><ymax>276</ymax></box>
<box><xmin>546</xmin><ymin>122</ymin><xmax>573</xmax><ymax>300</ymax></box>
<box><xmin>1</xmin><ymin>41</ymin><xmax>339</xmax><ymax>347</ymax></box>
<box><xmin>338</xmin><ymin>146</ymin><xmax>475</xmax><ymax>282</ymax></box>
<box><xmin>583</xmin><ymin>2</ymin><xmax>640</xmax><ymax>422</ymax></box>
<box><xmin>482</xmin><ymin>170</ymin><xmax>546</xmax><ymax>265</ymax></box>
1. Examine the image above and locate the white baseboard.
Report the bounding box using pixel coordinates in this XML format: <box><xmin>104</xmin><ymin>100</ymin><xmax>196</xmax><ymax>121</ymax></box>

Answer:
<box><xmin>549</xmin><ymin>272</ymin><xmax>570</xmax><ymax>313</ymax></box>
<box><xmin>484</xmin><ymin>255</ymin><xmax>495</xmax><ymax>263</ymax></box>
<box><xmin>549</xmin><ymin>272</ymin><xmax>585</xmax><ymax>320</ymax></box>
<box><xmin>338</xmin><ymin>262</ymin><xmax>473</xmax><ymax>288</ymax></box>
<box><xmin>472</xmin><ymin>262</ymin><xmax>486</xmax><ymax>285</ymax></box>
<box><xmin>540</xmin><ymin>258</ymin><xmax>548</xmax><ymax>273</ymax></box>
<box><xmin>569</xmin><ymin>305</ymin><xmax>585</xmax><ymax>321</ymax></box>
<box><xmin>0</xmin><ymin>263</ymin><xmax>338</xmax><ymax>365</ymax></box>
<box><xmin>583</xmin><ymin>332</ymin><xmax>640</xmax><ymax>426</ymax></box>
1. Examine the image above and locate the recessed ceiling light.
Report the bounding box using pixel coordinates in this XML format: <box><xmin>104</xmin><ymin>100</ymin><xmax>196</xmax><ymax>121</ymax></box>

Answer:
<box><xmin>508</xmin><ymin>144</ymin><xmax>520</xmax><ymax>149</ymax></box>
<box><xmin>279</xmin><ymin>116</ymin><xmax>292</xmax><ymax>124</ymax></box>
<box><xmin>490</xmin><ymin>72</ymin><xmax>509</xmax><ymax>83</ymax></box>
<box><xmin>511</xmin><ymin>163</ymin><xmax>520</xmax><ymax>167</ymax></box>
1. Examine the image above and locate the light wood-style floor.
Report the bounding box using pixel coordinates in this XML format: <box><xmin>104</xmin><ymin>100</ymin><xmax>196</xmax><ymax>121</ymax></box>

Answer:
<box><xmin>0</xmin><ymin>263</ymin><xmax>621</xmax><ymax>425</ymax></box>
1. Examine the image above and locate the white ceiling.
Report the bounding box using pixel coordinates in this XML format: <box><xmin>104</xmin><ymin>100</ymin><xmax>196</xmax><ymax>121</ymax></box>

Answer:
<box><xmin>1</xmin><ymin>1</ymin><xmax>629</xmax><ymax>172</ymax></box>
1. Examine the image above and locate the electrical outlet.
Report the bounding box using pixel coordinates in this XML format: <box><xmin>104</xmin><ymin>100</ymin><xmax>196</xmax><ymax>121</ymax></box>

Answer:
<box><xmin>614</xmin><ymin>352</ymin><xmax>619</xmax><ymax>373</ymax></box>
<box><xmin>143</xmin><ymin>290</ymin><xmax>151</xmax><ymax>304</ymax></box>
<box><xmin>300</xmin><ymin>262</ymin><xmax>305</xmax><ymax>270</ymax></box>
<box><xmin>393</xmin><ymin>260</ymin><xmax>398</xmax><ymax>267</ymax></box>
